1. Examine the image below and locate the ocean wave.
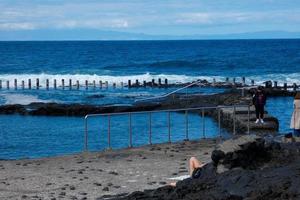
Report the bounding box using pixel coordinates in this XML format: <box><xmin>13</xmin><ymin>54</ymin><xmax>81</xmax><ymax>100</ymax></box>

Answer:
<box><xmin>0</xmin><ymin>94</ymin><xmax>52</xmax><ymax>105</ymax></box>
<box><xmin>247</xmin><ymin>73</ymin><xmax>300</xmax><ymax>86</ymax></box>
<box><xmin>102</xmin><ymin>59</ymin><xmax>206</xmax><ymax>70</ymax></box>
<box><xmin>0</xmin><ymin>73</ymin><xmax>299</xmax><ymax>88</ymax></box>
<box><xmin>0</xmin><ymin>73</ymin><xmax>221</xmax><ymax>87</ymax></box>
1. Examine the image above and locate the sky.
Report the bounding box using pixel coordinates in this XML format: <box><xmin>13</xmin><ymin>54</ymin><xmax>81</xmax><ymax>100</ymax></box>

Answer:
<box><xmin>0</xmin><ymin>0</ymin><xmax>300</xmax><ymax>40</ymax></box>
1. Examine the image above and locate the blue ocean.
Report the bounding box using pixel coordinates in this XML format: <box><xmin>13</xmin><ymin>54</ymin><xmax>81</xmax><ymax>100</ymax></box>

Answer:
<box><xmin>0</xmin><ymin>39</ymin><xmax>299</xmax><ymax>159</ymax></box>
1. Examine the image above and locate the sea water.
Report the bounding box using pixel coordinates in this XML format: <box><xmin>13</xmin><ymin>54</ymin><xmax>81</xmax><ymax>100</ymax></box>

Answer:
<box><xmin>0</xmin><ymin>40</ymin><xmax>299</xmax><ymax>159</ymax></box>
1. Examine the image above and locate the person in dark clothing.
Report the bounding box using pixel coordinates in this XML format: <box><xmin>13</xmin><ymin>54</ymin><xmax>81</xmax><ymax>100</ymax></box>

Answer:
<box><xmin>252</xmin><ymin>86</ymin><xmax>267</xmax><ymax>124</ymax></box>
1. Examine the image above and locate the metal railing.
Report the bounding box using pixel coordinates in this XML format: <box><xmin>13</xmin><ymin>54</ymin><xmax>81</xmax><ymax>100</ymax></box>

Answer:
<box><xmin>83</xmin><ymin>104</ymin><xmax>251</xmax><ymax>151</ymax></box>
<box><xmin>135</xmin><ymin>80</ymin><xmax>205</xmax><ymax>103</ymax></box>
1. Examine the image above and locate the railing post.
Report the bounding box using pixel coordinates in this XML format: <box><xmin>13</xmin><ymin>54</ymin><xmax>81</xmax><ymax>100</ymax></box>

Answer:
<box><xmin>28</xmin><ymin>79</ymin><xmax>31</xmax><ymax>90</ymax></box>
<box><xmin>149</xmin><ymin>113</ymin><xmax>152</xmax><ymax>145</ymax></box>
<box><xmin>14</xmin><ymin>79</ymin><xmax>17</xmax><ymax>90</ymax></box>
<box><xmin>164</xmin><ymin>79</ymin><xmax>168</xmax><ymax>87</ymax></box>
<box><xmin>128</xmin><ymin>80</ymin><xmax>131</xmax><ymax>88</ymax></box>
<box><xmin>76</xmin><ymin>80</ymin><xmax>79</xmax><ymax>90</ymax></box>
<box><xmin>84</xmin><ymin>116</ymin><xmax>88</xmax><ymax>152</ymax></box>
<box><xmin>233</xmin><ymin>106</ymin><xmax>236</xmax><ymax>135</ymax></box>
<box><xmin>168</xmin><ymin>111</ymin><xmax>171</xmax><ymax>143</ymax></box>
<box><xmin>202</xmin><ymin>109</ymin><xmax>205</xmax><ymax>138</ymax></box>
<box><xmin>36</xmin><ymin>78</ymin><xmax>39</xmax><ymax>90</ymax></box>
<box><xmin>46</xmin><ymin>79</ymin><xmax>49</xmax><ymax>90</ymax></box>
<box><xmin>185</xmin><ymin>110</ymin><xmax>189</xmax><ymax>140</ymax></box>
<box><xmin>247</xmin><ymin>105</ymin><xmax>250</xmax><ymax>134</ymax></box>
<box><xmin>54</xmin><ymin>79</ymin><xmax>57</xmax><ymax>90</ymax></box>
<box><xmin>69</xmin><ymin>79</ymin><xmax>72</xmax><ymax>90</ymax></box>
<box><xmin>129</xmin><ymin>113</ymin><xmax>132</xmax><ymax>148</ymax></box>
<box><xmin>108</xmin><ymin>114</ymin><xmax>111</xmax><ymax>149</ymax></box>
<box><xmin>62</xmin><ymin>79</ymin><xmax>65</xmax><ymax>90</ymax></box>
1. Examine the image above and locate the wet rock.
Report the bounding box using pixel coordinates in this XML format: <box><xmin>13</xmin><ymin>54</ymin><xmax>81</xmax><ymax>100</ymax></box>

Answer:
<box><xmin>93</xmin><ymin>183</ymin><xmax>102</xmax><ymax>187</ymax></box>
<box><xmin>211</xmin><ymin>135</ymin><xmax>267</xmax><ymax>170</ymax></box>
<box><xmin>112</xmin><ymin>136</ymin><xmax>300</xmax><ymax>200</ymax></box>
<box><xmin>109</xmin><ymin>171</ymin><xmax>118</xmax><ymax>176</ymax></box>
<box><xmin>107</xmin><ymin>183</ymin><xmax>113</xmax><ymax>187</ymax></box>
<box><xmin>70</xmin><ymin>186</ymin><xmax>76</xmax><ymax>190</ymax></box>
<box><xmin>59</xmin><ymin>192</ymin><xmax>66</xmax><ymax>196</ymax></box>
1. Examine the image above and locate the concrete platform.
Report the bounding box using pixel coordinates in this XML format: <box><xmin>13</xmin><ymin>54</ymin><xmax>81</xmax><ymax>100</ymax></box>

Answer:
<box><xmin>219</xmin><ymin>106</ymin><xmax>279</xmax><ymax>134</ymax></box>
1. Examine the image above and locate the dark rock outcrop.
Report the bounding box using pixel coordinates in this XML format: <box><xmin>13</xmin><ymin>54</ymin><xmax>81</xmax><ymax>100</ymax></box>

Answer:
<box><xmin>0</xmin><ymin>92</ymin><xmax>242</xmax><ymax>116</ymax></box>
<box><xmin>0</xmin><ymin>103</ymin><xmax>162</xmax><ymax>116</ymax></box>
<box><xmin>211</xmin><ymin>135</ymin><xmax>270</xmax><ymax>172</ymax></box>
<box><xmin>111</xmin><ymin>136</ymin><xmax>300</xmax><ymax>200</ymax></box>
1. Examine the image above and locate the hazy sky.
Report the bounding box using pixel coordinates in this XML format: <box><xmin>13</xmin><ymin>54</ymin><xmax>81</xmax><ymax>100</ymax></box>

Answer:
<box><xmin>0</xmin><ymin>0</ymin><xmax>300</xmax><ymax>38</ymax></box>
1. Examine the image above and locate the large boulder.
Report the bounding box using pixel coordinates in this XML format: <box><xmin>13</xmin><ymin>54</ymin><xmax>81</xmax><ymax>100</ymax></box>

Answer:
<box><xmin>211</xmin><ymin>135</ymin><xmax>269</xmax><ymax>172</ymax></box>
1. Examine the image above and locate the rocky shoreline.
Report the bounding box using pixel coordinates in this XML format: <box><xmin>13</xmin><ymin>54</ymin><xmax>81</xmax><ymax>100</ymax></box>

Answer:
<box><xmin>0</xmin><ymin>90</ymin><xmax>242</xmax><ymax>116</ymax></box>
<box><xmin>112</xmin><ymin>135</ymin><xmax>300</xmax><ymax>200</ymax></box>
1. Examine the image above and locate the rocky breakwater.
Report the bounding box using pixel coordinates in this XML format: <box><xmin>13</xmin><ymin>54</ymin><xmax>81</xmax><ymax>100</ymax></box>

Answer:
<box><xmin>112</xmin><ymin>135</ymin><xmax>300</xmax><ymax>200</ymax></box>
<box><xmin>0</xmin><ymin>103</ymin><xmax>162</xmax><ymax>116</ymax></box>
<box><xmin>0</xmin><ymin>91</ymin><xmax>242</xmax><ymax>116</ymax></box>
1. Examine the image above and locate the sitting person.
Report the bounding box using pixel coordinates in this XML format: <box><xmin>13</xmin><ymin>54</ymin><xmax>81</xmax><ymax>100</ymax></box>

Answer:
<box><xmin>170</xmin><ymin>157</ymin><xmax>205</xmax><ymax>187</ymax></box>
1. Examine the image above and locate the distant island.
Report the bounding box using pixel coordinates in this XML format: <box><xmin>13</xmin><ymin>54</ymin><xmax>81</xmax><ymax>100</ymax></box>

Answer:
<box><xmin>1</xmin><ymin>30</ymin><xmax>300</xmax><ymax>41</ymax></box>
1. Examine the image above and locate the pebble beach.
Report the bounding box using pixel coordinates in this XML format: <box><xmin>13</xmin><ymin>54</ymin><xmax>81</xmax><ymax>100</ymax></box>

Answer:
<box><xmin>0</xmin><ymin>139</ymin><xmax>218</xmax><ymax>200</ymax></box>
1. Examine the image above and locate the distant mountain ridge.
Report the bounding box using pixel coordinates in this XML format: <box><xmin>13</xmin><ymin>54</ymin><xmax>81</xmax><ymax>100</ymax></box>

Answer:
<box><xmin>0</xmin><ymin>29</ymin><xmax>300</xmax><ymax>41</ymax></box>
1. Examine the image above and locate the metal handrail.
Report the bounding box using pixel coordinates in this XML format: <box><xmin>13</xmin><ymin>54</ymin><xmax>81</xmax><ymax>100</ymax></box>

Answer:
<box><xmin>84</xmin><ymin>104</ymin><xmax>251</xmax><ymax>151</ymax></box>
<box><xmin>134</xmin><ymin>80</ymin><xmax>204</xmax><ymax>102</ymax></box>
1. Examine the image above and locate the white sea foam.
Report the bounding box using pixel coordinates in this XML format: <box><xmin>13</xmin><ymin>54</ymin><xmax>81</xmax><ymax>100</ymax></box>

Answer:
<box><xmin>0</xmin><ymin>94</ymin><xmax>51</xmax><ymax>105</ymax></box>
<box><xmin>247</xmin><ymin>73</ymin><xmax>300</xmax><ymax>86</ymax></box>
<box><xmin>0</xmin><ymin>73</ymin><xmax>299</xmax><ymax>88</ymax></box>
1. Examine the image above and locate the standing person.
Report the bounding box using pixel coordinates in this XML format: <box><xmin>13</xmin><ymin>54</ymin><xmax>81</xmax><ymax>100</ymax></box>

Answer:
<box><xmin>252</xmin><ymin>86</ymin><xmax>267</xmax><ymax>124</ymax></box>
<box><xmin>290</xmin><ymin>92</ymin><xmax>300</xmax><ymax>137</ymax></box>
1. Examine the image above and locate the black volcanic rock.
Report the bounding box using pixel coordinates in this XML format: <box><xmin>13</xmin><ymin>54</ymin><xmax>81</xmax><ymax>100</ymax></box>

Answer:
<box><xmin>112</xmin><ymin>136</ymin><xmax>300</xmax><ymax>200</ymax></box>
<box><xmin>0</xmin><ymin>104</ymin><xmax>26</xmax><ymax>115</ymax></box>
<box><xmin>0</xmin><ymin>92</ymin><xmax>242</xmax><ymax>117</ymax></box>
